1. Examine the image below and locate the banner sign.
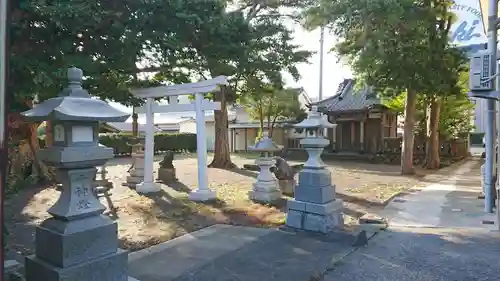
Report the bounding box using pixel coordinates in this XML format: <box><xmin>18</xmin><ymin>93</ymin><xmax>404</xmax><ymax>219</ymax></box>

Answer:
<box><xmin>449</xmin><ymin>0</ymin><xmax>487</xmax><ymax>48</ymax></box>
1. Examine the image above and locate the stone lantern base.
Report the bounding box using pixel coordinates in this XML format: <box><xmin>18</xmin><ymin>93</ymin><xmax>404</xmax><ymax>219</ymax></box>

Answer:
<box><xmin>248</xmin><ymin>181</ymin><xmax>282</xmax><ymax>203</ymax></box>
<box><xmin>285</xmin><ymin>168</ymin><xmax>344</xmax><ymax>233</ymax></box>
<box><xmin>126</xmin><ymin>151</ymin><xmax>145</xmax><ymax>188</ymax></box>
<box><xmin>248</xmin><ymin>157</ymin><xmax>282</xmax><ymax>203</ymax></box>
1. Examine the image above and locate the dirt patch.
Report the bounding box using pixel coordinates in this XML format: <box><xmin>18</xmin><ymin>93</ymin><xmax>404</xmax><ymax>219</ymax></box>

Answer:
<box><xmin>5</xmin><ymin>154</ymin><xmax>433</xmax><ymax>254</ymax></box>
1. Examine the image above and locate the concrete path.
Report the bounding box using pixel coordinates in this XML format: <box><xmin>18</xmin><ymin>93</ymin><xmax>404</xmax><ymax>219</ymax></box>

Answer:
<box><xmin>322</xmin><ymin>159</ymin><xmax>500</xmax><ymax>281</ymax></box>
<box><xmin>128</xmin><ymin>224</ymin><xmax>356</xmax><ymax>281</ymax></box>
<box><xmin>323</xmin><ymin>227</ymin><xmax>500</xmax><ymax>281</ymax></box>
<box><xmin>380</xmin><ymin>159</ymin><xmax>497</xmax><ymax>230</ymax></box>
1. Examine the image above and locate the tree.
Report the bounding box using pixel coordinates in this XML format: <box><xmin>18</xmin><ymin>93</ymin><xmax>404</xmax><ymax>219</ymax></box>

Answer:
<box><xmin>303</xmin><ymin>0</ymin><xmax>465</xmax><ymax>174</ymax></box>
<box><xmin>8</xmin><ymin>0</ymin><xmax>196</xmax><ymax>184</ymax></box>
<box><xmin>242</xmin><ymin>85</ymin><xmax>305</xmax><ymax>136</ymax></box>
<box><xmin>154</xmin><ymin>0</ymin><xmax>311</xmax><ymax>168</ymax></box>
<box><xmin>385</xmin><ymin>90</ymin><xmax>474</xmax><ymax>140</ymax></box>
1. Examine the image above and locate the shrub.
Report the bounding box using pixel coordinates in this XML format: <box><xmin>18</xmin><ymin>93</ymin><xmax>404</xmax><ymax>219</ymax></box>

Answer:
<box><xmin>99</xmin><ymin>133</ymin><xmax>197</xmax><ymax>155</ymax></box>
<box><xmin>38</xmin><ymin>133</ymin><xmax>197</xmax><ymax>155</ymax></box>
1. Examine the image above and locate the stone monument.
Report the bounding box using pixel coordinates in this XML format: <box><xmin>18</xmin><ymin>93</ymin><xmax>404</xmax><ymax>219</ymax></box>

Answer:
<box><xmin>285</xmin><ymin>106</ymin><xmax>344</xmax><ymax>233</ymax></box>
<box><xmin>247</xmin><ymin>131</ymin><xmax>283</xmax><ymax>203</ymax></box>
<box><xmin>272</xmin><ymin>157</ymin><xmax>302</xmax><ymax>196</ymax></box>
<box><xmin>21</xmin><ymin>67</ymin><xmax>132</xmax><ymax>281</ymax></box>
<box><xmin>157</xmin><ymin>151</ymin><xmax>177</xmax><ymax>184</ymax></box>
<box><xmin>125</xmin><ymin>137</ymin><xmax>145</xmax><ymax>188</ymax></box>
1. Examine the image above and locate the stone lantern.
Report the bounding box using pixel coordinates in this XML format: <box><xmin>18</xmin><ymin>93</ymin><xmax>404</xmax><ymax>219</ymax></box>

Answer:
<box><xmin>21</xmin><ymin>67</ymin><xmax>132</xmax><ymax>281</ymax></box>
<box><xmin>125</xmin><ymin>136</ymin><xmax>145</xmax><ymax>188</ymax></box>
<box><xmin>285</xmin><ymin>105</ymin><xmax>344</xmax><ymax>233</ymax></box>
<box><xmin>247</xmin><ymin>131</ymin><xmax>283</xmax><ymax>203</ymax></box>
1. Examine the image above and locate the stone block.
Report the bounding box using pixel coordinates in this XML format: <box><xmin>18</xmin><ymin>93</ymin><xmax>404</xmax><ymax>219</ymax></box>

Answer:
<box><xmin>285</xmin><ymin>210</ymin><xmax>303</xmax><ymax>229</ymax></box>
<box><xmin>294</xmin><ymin>184</ymin><xmax>336</xmax><ymax>204</ymax></box>
<box><xmin>304</xmin><ymin>199</ymin><xmax>343</xmax><ymax>215</ymax></box>
<box><xmin>35</xmin><ymin>216</ymin><xmax>118</xmax><ymax>268</ymax></box>
<box><xmin>252</xmin><ymin>181</ymin><xmax>280</xmax><ymax>193</ymax></box>
<box><xmin>278</xmin><ymin>179</ymin><xmax>295</xmax><ymax>196</ymax></box>
<box><xmin>25</xmin><ymin>249</ymin><xmax>128</xmax><ymax>281</ymax></box>
<box><xmin>157</xmin><ymin>168</ymin><xmax>176</xmax><ymax>184</ymax></box>
<box><xmin>132</xmin><ymin>160</ymin><xmax>144</xmax><ymax>169</ymax></box>
<box><xmin>298</xmin><ymin>169</ymin><xmax>331</xmax><ymax>187</ymax></box>
<box><xmin>303</xmin><ymin>212</ymin><xmax>343</xmax><ymax>234</ymax></box>
<box><xmin>248</xmin><ymin>190</ymin><xmax>282</xmax><ymax>203</ymax></box>
<box><xmin>126</xmin><ymin>176</ymin><xmax>142</xmax><ymax>185</ymax></box>
<box><xmin>287</xmin><ymin>199</ymin><xmax>306</xmax><ymax>212</ymax></box>
<box><xmin>129</xmin><ymin>169</ymin><xmax>144</xmax><ymax>178</ymax></box>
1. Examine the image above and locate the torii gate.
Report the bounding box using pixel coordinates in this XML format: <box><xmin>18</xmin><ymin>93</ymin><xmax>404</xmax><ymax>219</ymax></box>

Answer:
<box><xmin>131</xmin><ymin>76</ymin><xmax>227</xmax><ymax>201</ymax></box>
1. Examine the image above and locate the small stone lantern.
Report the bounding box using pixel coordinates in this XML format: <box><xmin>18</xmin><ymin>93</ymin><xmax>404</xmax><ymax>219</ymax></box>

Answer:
<box><xmin>21</xmin><ymin>67</ymin><xmax>131</xmax><ymax>281</ymax></box>
<box><xmin>125</xmin><ymin>136</ymin><xmax>145</xmax><ymax>188</ymax></box>
<box><xmin>247</xmin><ymin>131</ymin><xmax>283</xmax><ymax>203</ymax></box>
<box><xmin>285</xmin><ymin>105</ymin><xmax>344</xmax><ymax>233</ymax></box>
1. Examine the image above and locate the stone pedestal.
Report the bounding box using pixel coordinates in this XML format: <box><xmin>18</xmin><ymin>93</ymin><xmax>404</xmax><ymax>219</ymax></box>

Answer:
<box><xmin>286</xmin><ymin>168</ymin><xmax>343</xmax><ymax>233</ymax></box>
<box><xmin>126</xmin><ymin>151</ymin><xmax>145</xmax><ymax>188</ymax></box>
<box><xmin>188</xmin><ymin>189</ymin><xmax>217</xmax><ymax>201</ymax></box>
<box><xmin>25</xmin><ymin>167</ymin><xmax>129</xmax><ymax>281</ymax></box>
<box><xmin>157</xmin><ymin>167</ymin><xmax>176</xmax><ymax>184</ymax></box>
<box><xmin>278</xmin><ymin>179</ymin><xmax>296</xmax><ymax>196</ymax></box>
<box><xmin>249</xmin><ymin>157</ymin><xmax>282</xmax><ymax>203</ymax></box>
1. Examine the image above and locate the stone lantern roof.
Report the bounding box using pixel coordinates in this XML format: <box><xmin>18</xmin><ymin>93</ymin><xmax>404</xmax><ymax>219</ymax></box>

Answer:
<box><xmin>248</xmin><ymin>131</ymin><xmax>282</xmax><ymax>152</ymax></box>
<box><xmin>22</xmin><ymin>67</ymin><xmax>129</xmax><ymax>122</ymax></box>
<box><xmin>294</xmin><ymin>106</ymin><xmax>335</xmax><ymax>129</ymax></box>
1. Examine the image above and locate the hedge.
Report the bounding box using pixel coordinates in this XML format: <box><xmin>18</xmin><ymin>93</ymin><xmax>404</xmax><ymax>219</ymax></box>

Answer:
<box><xmin>38</xmin><ymin>133</ymin><xmax>197</xmax><ymax>155</ymax></box>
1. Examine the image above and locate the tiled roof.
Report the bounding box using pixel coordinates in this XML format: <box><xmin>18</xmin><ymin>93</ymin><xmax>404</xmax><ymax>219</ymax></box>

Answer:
<box><xmin>313</xmin><ymin>79</ymin><xmax>384</xmax><ymax>113</ymax></box>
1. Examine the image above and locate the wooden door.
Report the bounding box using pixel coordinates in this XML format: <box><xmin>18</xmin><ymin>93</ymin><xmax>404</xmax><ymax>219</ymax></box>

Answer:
<box><xmin>341</xmin><ymin>122</ymin><xmax>352</xmax><ymax>151</ymax></box>
<box><xmin>364</xmin><ymin>118</ymin><xmax>381</xmax><ymax>153</ymax></box>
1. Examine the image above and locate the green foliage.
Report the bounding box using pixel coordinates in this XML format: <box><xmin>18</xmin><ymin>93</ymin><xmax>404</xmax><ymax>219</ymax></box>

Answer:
<box><xmin>303</xmin><ymin>0</ymin><xmax>466</xmax><ymax>97</ymax></box>
<box><xmin>383</xmin><ymin>91</ymin><xmax>475</xmax><ymax>139</ymax></box>
<box><xmin>241</xmin><ymin>85</ymin><xmax>306</xmax><ymax>131</ymax></box>
<box><xmin>98</xmin><ymin>133</ymin><xmax>197</xmax><ymax>155</ymax></box>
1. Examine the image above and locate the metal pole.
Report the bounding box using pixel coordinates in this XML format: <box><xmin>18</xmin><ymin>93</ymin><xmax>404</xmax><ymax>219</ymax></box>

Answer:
<box><xmin>0</xmin><ymin>0</ymin><xmax>8</xmax><ymax>276</ymax></box>
<box><xmin>485</xmin><ymin>0</ymin><xmax>498</xmax><ymax>214</ymax></box>
<box><xmin>319</xmin><ymin>26</ymin><xmax>325</xmax><ymax>101</ymax></box>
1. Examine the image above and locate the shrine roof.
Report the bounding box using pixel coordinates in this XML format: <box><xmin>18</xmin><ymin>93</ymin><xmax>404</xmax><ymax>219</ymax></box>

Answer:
<box><xmin>312</xmin><ymin>79</ymin><xmax>385</xmax><ymax>113</ymax></box>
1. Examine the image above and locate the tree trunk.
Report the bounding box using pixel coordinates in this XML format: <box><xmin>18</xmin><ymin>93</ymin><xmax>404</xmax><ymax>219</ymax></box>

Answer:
<box><xmin>401</xmin><ymin>89</ymin><xmax>417</xmax><ymax>175</ymax></box>
<box><xmin>424</xmin><ymin>96</ymin><xmax>441</xmax><ymax>169</ymax></box>
<box><xmin>132</xmin><ymin>111</ymin><xmax>138</xmax><ymax>137</ymax></box>
<box><xmin>208</xmin><ymin>86</ymin><xmax>237</xmax><ymax>169</ymax></box>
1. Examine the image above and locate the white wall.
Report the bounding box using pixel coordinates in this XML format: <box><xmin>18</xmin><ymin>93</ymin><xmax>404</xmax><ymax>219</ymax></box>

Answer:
<box><xmin>234</xmin><ymin>107</ymin><xmax>251</xmax><ymax>122</ymax></box>
<box><xmin>178</xmin><ymin>121</ymin><xmax>216</xmax><ymax>151</ymax></box>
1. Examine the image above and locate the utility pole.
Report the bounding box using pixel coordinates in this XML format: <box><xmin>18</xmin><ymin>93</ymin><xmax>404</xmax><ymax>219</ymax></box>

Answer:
<box><xmin>491</xmin><ymin>0</ymin><xmax>500</xmax><ymax>228</ymax></box>
<box><xmin>319</xmin><ymin>26</ymin><xmax>325</xmax><ymax>101</ymax></box>
<box><xmin>0</xmin><ymin>0</ymin><xmax>9</xmax><ymax>276</ymax></box>
<box><xmin>485</xmin><ymin>0</ymin><xmax>498</xmax><ymax>214</ymax></box>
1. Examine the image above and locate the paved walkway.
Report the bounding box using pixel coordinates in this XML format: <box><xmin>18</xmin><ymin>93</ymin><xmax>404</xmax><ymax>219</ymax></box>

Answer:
<box><xmin>380</xmin><ymin>159</ymin><xmax>497</xmax><ymax>230</ymax></box>
<box><xmin>128</xmin><ymin>224</ymin><xmax>356</xmax><ymax>281</ymax></box>
<box><xmin>322</xmin><ymin>159</ymin><xmax>500</xmax><ymax>281</ymax></box>
<box><xmin>323</xmin><ymin>227</ymin><xmax>500</xmax><ymax>281</ymax></box>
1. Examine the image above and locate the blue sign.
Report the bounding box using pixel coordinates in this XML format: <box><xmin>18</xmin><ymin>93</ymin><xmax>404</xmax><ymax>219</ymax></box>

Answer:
<box><xmin>451</xmin><ymin>20</ymin><xmax>482</xmax><ymax>43</ymax></box>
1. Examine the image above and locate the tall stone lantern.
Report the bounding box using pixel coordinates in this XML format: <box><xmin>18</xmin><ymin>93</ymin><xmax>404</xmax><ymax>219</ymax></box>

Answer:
<box><xmin>285</xmin><ymin>105</ymin><xmax>344</xmax><ymax>233</ymax></box>
<box><xmin>21</xmin><ymin>67</ymin><xmax>131</xmax><ymax>281</ymax></box>
<box><xmin>247</xmin><ymin>131</ymin><xmax>283</xmax><ymax>203</ymax></box>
